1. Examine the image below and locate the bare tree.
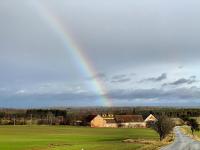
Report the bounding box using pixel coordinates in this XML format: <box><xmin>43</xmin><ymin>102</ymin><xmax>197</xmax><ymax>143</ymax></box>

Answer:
<box><xmin>13</xmin><ymin>115</ymin><xmax>16</xmax><ymax>126</ymax></box>
<box><xmin>153</xmin><ymin>115</ymin><xmax>174</xmax><ymax>141</ymax></box>
<box><xmin>47</xmin><ymin>112</ymin><xmax>54</xmax><ymax>125</ymax></box>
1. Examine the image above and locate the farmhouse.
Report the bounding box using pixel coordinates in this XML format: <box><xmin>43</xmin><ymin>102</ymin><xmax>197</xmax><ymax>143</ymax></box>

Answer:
<box><xmin>86</xmin><ymin>114</ymin><xmax>157</xmax><ymax>128</ymax></box>
<box><xmin>115</xmin><ymin>115</ymin><xmax>146</xmax><ymax>128</ymax></box>
<box><xmin>85</xmin><ymin>115</ymin><xmax>105</xmax><ymax>127</ymax></box>
<box><xmin>102</xmin><ymin>114</ymin><xmax>118</xmax><ymax>128</ymax></box>
<box><xmin>85</xmin><ymin>114</ymin><xmax>117</xmax><ymax>128</ymax></box>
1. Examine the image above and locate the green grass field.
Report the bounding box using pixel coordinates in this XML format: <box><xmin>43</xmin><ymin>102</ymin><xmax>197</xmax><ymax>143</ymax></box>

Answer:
<box><xmin>0</xmin><ymin>126</ymin><xmax>159</xmax><ymax>150</ymax></box>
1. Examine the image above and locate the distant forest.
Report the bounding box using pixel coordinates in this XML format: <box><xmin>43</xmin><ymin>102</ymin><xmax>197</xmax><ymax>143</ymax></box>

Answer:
<box><xmin>0</xmin><ymin>107</ymin><xmax>199</xmax><ymax>125</ymax></box>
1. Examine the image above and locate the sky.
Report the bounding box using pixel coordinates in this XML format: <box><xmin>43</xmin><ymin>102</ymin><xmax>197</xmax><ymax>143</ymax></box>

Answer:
<box><xmin>1</xmin><ymin>0</ymin><xmax>200</xmax><ymax>108</ymax></box>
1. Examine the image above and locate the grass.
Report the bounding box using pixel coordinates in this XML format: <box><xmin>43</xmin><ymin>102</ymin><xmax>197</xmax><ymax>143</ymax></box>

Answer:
<box><xmin>0</xmin><ymin>125</ymin><xmax>159</xmax><ymax>150</ymax></box>
<box><xmin>181</xmin><ymin>125</ymin><xmax>200</xmax><ymax>141</ymax></box>
<box><xmin>138</xmin><ymin>132</ymin><xmax>174</xmax><ymax>150</ymax></box>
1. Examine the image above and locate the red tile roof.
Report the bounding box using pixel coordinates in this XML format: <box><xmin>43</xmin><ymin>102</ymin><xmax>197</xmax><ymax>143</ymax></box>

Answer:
<box><xmin>115</xmin><ymin>115</ymin><xmax>144</xmax><ymax>123</ymax></box>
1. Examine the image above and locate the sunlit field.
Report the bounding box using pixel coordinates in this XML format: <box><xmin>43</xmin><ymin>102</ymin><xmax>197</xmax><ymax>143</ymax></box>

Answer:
<box><xmin>0</xmin><ymin>126</ymin><xmax>159</xmax><ymax>150</ymax></box>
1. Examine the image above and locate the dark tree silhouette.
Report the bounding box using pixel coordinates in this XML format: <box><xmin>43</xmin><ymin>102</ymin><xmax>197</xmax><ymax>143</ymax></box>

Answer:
<box><xmin>189</xmin><ymin>119</ymin><xmax>199</xmax><ymax>135</ymax></box>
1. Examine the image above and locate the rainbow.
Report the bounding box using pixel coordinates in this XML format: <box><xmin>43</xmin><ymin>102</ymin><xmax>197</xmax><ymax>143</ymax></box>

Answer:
<box><xmin>32</xmin><ymin>1</ymin><xmax>112</xmax><ymax>106</ymax></box>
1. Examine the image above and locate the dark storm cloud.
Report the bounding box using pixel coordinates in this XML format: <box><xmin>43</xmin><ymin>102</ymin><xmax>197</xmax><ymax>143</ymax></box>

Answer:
<box><xmin>140</xmin><ymin>73</ymin><xmax>167</xmax><ymax>83</ymax></box>
<box><xmin>108</xmin><ymin>87</ymin><xmax>200</xmax><ymax>101</ymax></box>
<box><xmin>2</xmin><ymin>86</ymin><xmax>200</xmax><ymax>107</ymax></box>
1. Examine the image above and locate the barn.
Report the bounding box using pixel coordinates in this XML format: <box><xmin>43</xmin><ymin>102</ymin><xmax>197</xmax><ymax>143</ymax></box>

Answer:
<box><xmin>115</xmin><ymin>115</ymin><xmax>146</xmax><ymax>128</ymax></box>
<box><xmin>86</xmin><ymin>114</ymin><xmax>157</xmax><ymax>128</ymax></box>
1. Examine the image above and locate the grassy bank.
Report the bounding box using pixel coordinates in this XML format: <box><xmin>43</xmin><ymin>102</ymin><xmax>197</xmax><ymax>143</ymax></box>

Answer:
<box><xmin>138</xmin><ymin>132</ymin><xmax>174</xmax><ymax>150</ymax></box>
<box><xmin>181</xmin><ymin>126</ymin><xmax>200</xmax><ymax>141</ymax></box>
<box><xmin>0</xmin><ymin>125</ymin><xmax>159</xmax><ymax>150</ymax></box>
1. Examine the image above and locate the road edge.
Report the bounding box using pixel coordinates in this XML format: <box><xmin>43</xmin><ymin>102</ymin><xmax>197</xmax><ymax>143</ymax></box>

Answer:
<box><xmin>138</xmin><ymin>132</ymin><xmax>175</xmax><ymax>150</ymax></box>
<box><xmin>181</xmin><ymin>126</ymin><xmax>200</xmax><ymax>141</ymax></box>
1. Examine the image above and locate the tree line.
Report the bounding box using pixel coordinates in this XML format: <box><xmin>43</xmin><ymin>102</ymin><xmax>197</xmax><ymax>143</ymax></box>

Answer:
<box><xmin>0</xmin><ymin>107</ymin><xmax>200</xmax><ymax>126</ymax></box>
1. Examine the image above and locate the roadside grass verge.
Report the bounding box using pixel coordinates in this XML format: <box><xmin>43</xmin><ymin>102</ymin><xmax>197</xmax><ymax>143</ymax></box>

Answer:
<box><xmin>181</xmin><ymin>125</ymin><xmax>200</xmax><ymax>141</ymax></box>
<box><xmin>123</xmin><ymin>132</ymin><xmax>174</xmax><ymax>150</ymax></box>
<box><xmin>139</xmin><ymin>133</ymin><xmax>174</xmax><ymax>150</ymax></box>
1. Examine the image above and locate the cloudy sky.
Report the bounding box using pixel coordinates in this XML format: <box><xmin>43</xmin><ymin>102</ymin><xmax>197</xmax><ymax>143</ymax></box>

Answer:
<box><xmin>1</xmin><ymin>0</ymin><xmax>200</xmax><ymax>108</ymax></box>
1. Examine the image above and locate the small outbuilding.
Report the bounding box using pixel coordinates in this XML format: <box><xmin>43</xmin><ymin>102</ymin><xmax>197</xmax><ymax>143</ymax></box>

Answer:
<box><xmin>144</xmin><ymin>114</ymin><xmax>157</xmax><ymax>127</ymax></box>
<box><xmin>145</xmin><ymin>114</ymin><xmax>157</xmax><ymax>122</ymax></box>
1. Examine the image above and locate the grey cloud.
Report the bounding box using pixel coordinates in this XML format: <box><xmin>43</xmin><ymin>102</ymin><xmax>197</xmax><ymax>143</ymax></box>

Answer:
<box><xmin>111</xmin><ymin>74</ymin><xmax>131</xmax><ymax>83</ymax></box>
<box><xmin>1</xmin><ymin>0</ymin><xmax>200</xmax><ymax>107</ymax></box>
<box><xmin>112</xmin><ymin>74</ymin><xmax>127</xmax><ymax>80</ymax></box>
<box><xmin>170</xmin><ymin>79</ymin><xmax>189</xmax><ymax>85</ymax></box>
<box><xmin>178</xmin><ymin>66</ymin><xmax>184</xmax><ymax>69</ymax></box>
<box><xmin>111</xmin><ymin>78</ymin><xmax>131</xmax><ymax>83</ymax></box>
<box><xmin>164</xmin><ymin>76</ymin><xmax>197</xmax><ymax>86</ymax></box>
<box><xmin>95</xmin><ymin>73</ymin><xmax>107</xmax><ymax>78</ymax></box>
<box><xmin>1</xmin><ymin>0</ymin><xmax>200</xmax><ymax>73</ymax></box>
<box><xmin>87</xmin><ymin>73</ymin><xmax>107</xmax><ymax>80</ymax></box>
<box><xmin>108</xmin><ymin>87</ymin><xmax>200</xmax><ymax>101</ymax></box>
<box><xmin>50</xmin><ymin>0</ymin><xmax>200</xmax><ymax>68</ymax></box>
<box><xmin>172</xmin><ymin>78</ymin><xmax>195</xmax><ymax>85</ymax></box>
<box><xmin>1</xmin><ymin>86</ymin><xmax>200</xmax><ymax>107</ymax></box>
<box><xmin>1</xmin><ymin>0</ymin><xmax>197</xmax><ymax>74</ymax></box>
<box><xmin>140</xmin><ymin>73</ymin><xmax>167</xmax><ymax>82</ymax></box>
<box><xmin>130</xmin><ymin>73</ymin><xmax>136</xmax><ymax>76</ymax></box>
<box><xmin>0</xmin><ymin>92</ymin><xmax>98</xmax><ymax>108</ymax></box>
